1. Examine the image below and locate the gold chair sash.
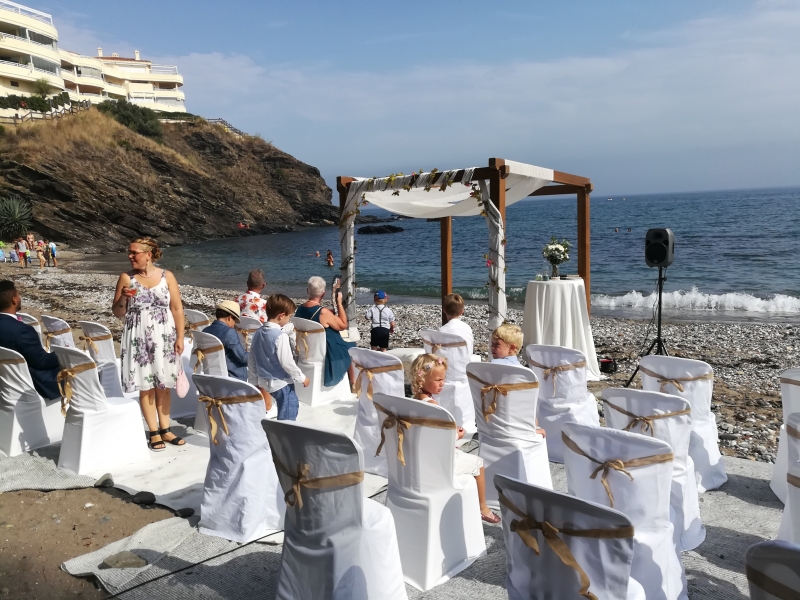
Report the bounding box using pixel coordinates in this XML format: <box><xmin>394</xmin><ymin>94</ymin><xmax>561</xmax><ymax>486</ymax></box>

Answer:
<box><xmin>603</xmin><ymin>400</ymin><xmax>691</xmax><ymax>436</ymax></box>
<box><xmin>271</xmin><ymin>453</ymin><xmax>364</xmax><ymax>510</ymax></box>
<box><xmin>374</xmin><ymin>402</ymin><xmax>457</xmax><ymax>466</ymax></box>
<box><xmin>787</xmin><ymin>424</ymin><xmax>800</xmax><ymax>440</ymax></box>
<box><xmin>198</xmin><ymin>393</ymin><xmax>262</xmax><ymax>445</ymax></box>
<box><xmin>192</xmin><ymin>345</ymin><xmax>224</xmax><ymax>373</ymax></box>
<box><xmin>296</xmin><ymin>328</ymin><xmax>324</xmax><ymax>359</ymax></box>
<box><xmin>788</xmin><ymin>473</ymin><xmax>800</xmax><ymax>490</ymax></box>
<box><xmin>746</xmin><ymin>564</ymin><xmax>800</xmax><ymax>600</ymax></box>
<box><xmin>638</xmin><ymin>366</ymin><xmax>713</xmax><ymax>393</ymax></box>
<box><xmin>420</xmin><ymin>338</ymin><xmax>467</xmax><ymax>356</ymax></box>
<box><xmin>527</xmin><ymin>359</ymin><xmax>586</xmax><ymax>396</ymax></box>
<box><xmin>561</xmin><ymin>433</ymin><xmax>673</xmax><ymax>508</ymax></box>
<box><xmin>498</xmin><ymin>491</ymin><xmax>634</xmax><ymax>600</ymax></box>
<box><xmin>78</xmin><ymin>333</ymin><xmax>113</xmax><ymax>354</ymax></box>
<box><xmin>43</xmin><ymin>327</ymin><xmax>71</xmax><ymax>351</ymax></box>
<box><xmin>0</xmin><ymin>357</ymin><xmax>26</xmax><ymax>366</ymax></box>
<box><xmin>781</xmin><ymin>377</ymin><xmax>800</xmax><ymax>387</ymax></box>
<box><xmin>235</xmin><ymin>327</ymin><xmax>255</xmax><ymax>348</ymax></box>
<box><xmin>353</xmin><ymin>362</ymin><xmax>404</xmax><ymax>401</ymax></box>
<box><xmin>186</xmin><ymin>319</ymin><xmax>211</xmax><ymax>330</ymax></box>
<box><xmin>56</xmin><ymin>362</ymin><xmax>97</xmax><ymax>416</ymax></box>
<box><xmin>466</xmin><ymin>372</ymin><xmax>539</xmax><ymax>421</ymax></box>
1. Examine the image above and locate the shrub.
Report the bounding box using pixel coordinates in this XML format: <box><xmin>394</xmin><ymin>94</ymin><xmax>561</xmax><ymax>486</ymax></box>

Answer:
<box><xmin>0</xmin><ymin>194</ymin><xmax>33</xmax><ymax>239</ymax></box>
<box><xmin>96</xmin><ymin>99</ymin><xmax>163</xmax><ymax>139</ymax></box>
<box><xmin>0</xmin><ymin>125</ymin><xmax>5</xmax><ymax>137</ymax></box>
<box><xmin>0</xmin><ymin>94</ymin><xmax>51</xmax><ymax>112</ymax></box>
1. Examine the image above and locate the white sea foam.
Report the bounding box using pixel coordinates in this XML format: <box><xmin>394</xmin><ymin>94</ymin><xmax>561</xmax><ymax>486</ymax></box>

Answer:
<box><xmin>592</xmin><ymin>287</ymin><xmax>800</xmax><ymax>313</ymax></box>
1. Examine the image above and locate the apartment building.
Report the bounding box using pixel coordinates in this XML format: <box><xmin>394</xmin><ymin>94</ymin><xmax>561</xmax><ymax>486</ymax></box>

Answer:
<box><xmin>0</xmin><ymin>0</ymin><xmax>186</xmax><ymax>112</ymax></box>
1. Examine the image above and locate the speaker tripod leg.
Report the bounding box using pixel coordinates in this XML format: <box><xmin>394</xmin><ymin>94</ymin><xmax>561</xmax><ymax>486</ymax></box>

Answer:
<box><xmin>624</xmin><ymin>338</ymin><xmax>658</xmax><ymax>388</ymax></box>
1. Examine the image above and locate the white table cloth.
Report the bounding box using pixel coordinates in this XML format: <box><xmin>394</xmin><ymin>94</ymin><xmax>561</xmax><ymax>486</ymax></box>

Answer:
<box><xmin>522</xmin><ymin>279</ymin><xmax>600</xmax><ymax>380</ymax></box>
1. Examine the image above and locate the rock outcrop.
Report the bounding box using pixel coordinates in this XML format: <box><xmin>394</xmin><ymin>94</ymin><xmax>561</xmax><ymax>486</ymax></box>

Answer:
<box><xmin>0</xmin><ymin>110</ymin><xmax>336</xmax><ymax>252</ymax></box>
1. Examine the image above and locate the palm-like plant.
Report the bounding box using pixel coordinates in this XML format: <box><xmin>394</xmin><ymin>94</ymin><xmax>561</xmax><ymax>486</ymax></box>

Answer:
<box><xmin>0</xmin><ymin>194</ymin><xmax>33</xmax><ymax>239</ymax></box>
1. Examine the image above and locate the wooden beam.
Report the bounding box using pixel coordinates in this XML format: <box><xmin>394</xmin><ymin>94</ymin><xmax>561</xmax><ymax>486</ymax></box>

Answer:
<box><xmin>577</xmin><ymin>187</ymin><xmax>591</xmax><ymax>314</ymax></box>
<box><xmin>337</xmin><ymin>176</ymin><xmax>355</xmax><ymax>213</ymax></box>
<box><xmin>552</xmin><ymin>170</ymin><xmax>592</xmax><ymax>188</ymax></box>
<box><xmin>440</xmin><ymin>216</ymin><xmax>453</xmax><ymax>325</ymax></box>
<box><xmin>488</xmin><ymin>158</ymin><xmax>507</xmax><ymax>226</ymax></box>
<box><xmin>528</xmin><ymin>184</ymin><xmax>585</xmax><ymax>197</ymax></box>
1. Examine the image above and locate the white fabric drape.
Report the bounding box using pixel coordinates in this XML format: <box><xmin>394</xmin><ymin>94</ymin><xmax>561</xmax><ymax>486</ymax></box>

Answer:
<box><xmin>478</xmin><ymin>179</ymin><xmax>506</xmax><ymax>329</ymax></box>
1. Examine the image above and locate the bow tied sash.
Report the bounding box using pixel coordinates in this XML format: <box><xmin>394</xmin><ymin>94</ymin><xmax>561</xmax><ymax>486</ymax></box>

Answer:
<box><xmin>420</xmin><ymin>337</ymin><xmax>467</xmax><ymax>356</ymax></box>
<box><xmin>499</xmin><ymin>491</ymin><xmax>634</xmax><ymax>600</ymax></box>
<box><xmin>271</xmin><ymin>453</ymin><xmax>364</xmax><ymax>510</ymax></box>
<box><xmin>296</xmin><ymin>329</ymin><xmax>324</xmax><ymax>359</ymax></box>
<box><xmin>781</xmin><ymin>376</ymin><xmax>800</xmax><ymax>387</ymax></box>
<box><xmin>235</xmin><ymin>327</ymin><xmax>255</xmax><ymax>348</ymax></box>
<box><xmin>197</xmin><ymin>393</ymin><xmax>263</xmax><ymax>444</ymax></box>
<box><xmin>78</xmin><ymin>333</ymin><xmax>113</xmax><ymax>354</ymax></box>
<box><xmin>746</xmin><ymin>564</ymin><xmax>800</xmax><ymax>600</ymax></box>
<box><xmin>603</xmin><ymin>400</ymin><xmax>691</xmax><ymax>436</ymax></box>
<box><xmin>466</xmin><ymin>372</ymin><xmax>538</xmax><ymax>421</ymax></box>
<box><xmin>561</xmin><ymin>433</ymin><xmax>673</xmax><ymax>508</ymax></box>
<box><xmin>638</xmin><ymin>366</ymin><xmax>713</xmax><ymax>393</ymax></box>
<box><xmin>56</xmin><ymin>362</ymin><xmax>97</xmax><ymax>416</ymax></box>
<box><xmin>186</xmin><ymin>319</ymin><xmax>211</xmax><ymax>331</ymax></box>
<box><xmin>527</xmin><ymin>359</ymin><xmax>586</xmax><ymax>396</ymax></box>
<box><xmin>192</xmin><ymin>345</ymin><xmax>224</xmax><ymax>373</ymax></box>
<box><xmin>43</xmin><ymin>327</ymin><xmax>71</xmax><ymax>351</ymax></box>
<box><xmin>352</xmin><ymin>362</ymin><xmax>404</xmax><ymax>401</ymax></box>
<box><xmin>374</xmin><ymin>402</ymin><xmax>457</xmax><ymax>466</ymax></box>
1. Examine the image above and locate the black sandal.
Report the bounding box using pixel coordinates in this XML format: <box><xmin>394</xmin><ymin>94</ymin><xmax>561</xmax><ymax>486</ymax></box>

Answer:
<box><xmin>147</xmin><ymin>430</ymin><xmax>166</xmax><ymax>452</ymax></box>
<box><xmin>158</xmin><ymin>427</ymin><xmax>185</xmax><ymax>446</ymax></box>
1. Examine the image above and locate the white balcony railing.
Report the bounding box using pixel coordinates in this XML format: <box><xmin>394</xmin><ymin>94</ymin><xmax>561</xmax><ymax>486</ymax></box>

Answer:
<box><xmin>0</xmin><ymin>31</ymin><xmax>57</xmax><ymax>50</ymax></box>
<box><xmin>76</xmin><ymin>71</ymin><xmax>103</xmax><ymax>81</ymax></box>
<box><xmin>150</xmin><ymin>64</ymin><xmax>179</xmax><ymax>75</ymax></box>
<box><xmin>0</xmin><ymin>0</ymin><xmax>53</xmax><ymax>26</ymax></box>
<box><xmin>33</xmin><ymin>65</ymin><xmax>59</xmax><ymax>76</ymax></box>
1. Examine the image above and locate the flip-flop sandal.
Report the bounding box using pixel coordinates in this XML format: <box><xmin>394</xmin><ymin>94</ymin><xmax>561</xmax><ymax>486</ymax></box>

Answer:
<box><xmin>146</xmin><ymin>430</ymin><xmax>166</xmax><ymax>452</ymax></box>
<box><xmin>158</xmin><ymin>427</ymin><xmax>186</xmax><ymax>446</ymax></box>
<box><xmin>481</xmin><ymin>511</ymin><xmax>501</xmax><ymax>524</ymax></box>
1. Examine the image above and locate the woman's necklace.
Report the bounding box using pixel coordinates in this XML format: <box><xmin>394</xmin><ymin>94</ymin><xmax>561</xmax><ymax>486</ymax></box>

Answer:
<box><xmin>136</xmin><ymin>266</ymin><xmax>156</xmax><ymax>279</ymax></box>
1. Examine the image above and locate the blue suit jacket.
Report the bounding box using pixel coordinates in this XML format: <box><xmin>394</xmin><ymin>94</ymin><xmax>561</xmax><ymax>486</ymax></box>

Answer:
<box><xmin>0</xmin><ymin>313</ymin><xmax>61</xmax><ymax>399</ymax></box>
<box><xmin>203</xmin><ymin>320</ymin><xmax>249</xmax><ymax>381</ymax></box>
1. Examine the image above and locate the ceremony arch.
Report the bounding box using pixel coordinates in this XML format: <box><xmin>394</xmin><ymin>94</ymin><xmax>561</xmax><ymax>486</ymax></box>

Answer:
<box><xmin>336</xmin><ymin>158</ymin><xmax>592</xmax><ymax>339</ymax></box>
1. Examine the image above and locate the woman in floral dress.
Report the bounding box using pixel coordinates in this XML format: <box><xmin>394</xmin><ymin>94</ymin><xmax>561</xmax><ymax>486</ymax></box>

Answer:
<box><xmin>112</xmin><ymin>237</ymin><xmax>186</xmax><ymax>451</ymax></box>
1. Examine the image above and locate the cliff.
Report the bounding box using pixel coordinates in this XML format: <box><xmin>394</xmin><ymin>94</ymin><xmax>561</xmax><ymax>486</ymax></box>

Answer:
<box><xmin>0</xmin><ymin>109</ymin><xmax>336</xmax><ymax>252</ymax></box>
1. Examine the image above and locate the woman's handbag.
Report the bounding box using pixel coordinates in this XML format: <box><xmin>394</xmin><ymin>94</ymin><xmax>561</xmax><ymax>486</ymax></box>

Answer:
<box><xmin>176</xmin><ymin>367</ymin><xmax>190</xmax><ymax>398</ymax></box>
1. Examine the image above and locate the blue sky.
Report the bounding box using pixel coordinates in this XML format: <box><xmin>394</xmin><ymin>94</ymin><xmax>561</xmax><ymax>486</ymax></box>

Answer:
<box><xmin>43</xmin><ymin>0</ymin><xmax>800</xmax><ymax>194</ymax></box>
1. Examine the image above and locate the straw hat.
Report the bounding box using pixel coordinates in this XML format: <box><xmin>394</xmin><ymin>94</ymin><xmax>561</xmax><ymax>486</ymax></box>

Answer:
<box><xmin>216</xmin><ymin>300</ymin><xmax>241</xmax><ymax>322</ymax></box>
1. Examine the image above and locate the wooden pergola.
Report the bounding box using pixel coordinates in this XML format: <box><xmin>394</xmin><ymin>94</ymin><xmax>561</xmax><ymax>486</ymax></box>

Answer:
<box><xmin>336</xmin><ymin>157</ymin><xmax>593</xmax><ymax>331</ymax></box>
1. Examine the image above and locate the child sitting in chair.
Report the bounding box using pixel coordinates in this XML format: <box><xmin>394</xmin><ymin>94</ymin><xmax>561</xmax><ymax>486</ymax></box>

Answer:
<box><xmin>490</xmin><ymin>323</ymin><xmax>522</xmax><ymax>365</ymax></box>
<box><xmin>411</xmin><ymin>353</ymin><xmax>499</xmax><ymax>523</ymax></box>
<box><xmin>364</xmin><ymin>290</ymin><xmax>395</xmax><ymax>351</ymax></box>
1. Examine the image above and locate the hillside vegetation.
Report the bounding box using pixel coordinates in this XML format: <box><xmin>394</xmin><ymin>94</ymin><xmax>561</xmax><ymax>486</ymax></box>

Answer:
<box><xmin>0</xmin><ymin>109</ymin><xmax>335</xmax><ymax>251</ymax></box>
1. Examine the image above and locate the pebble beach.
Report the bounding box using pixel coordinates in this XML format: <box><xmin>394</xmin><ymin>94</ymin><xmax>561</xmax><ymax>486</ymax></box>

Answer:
<box><xmin>2</xmin><ymin>255</ymin><xmax>795</xmax><ymax>465</ymax></box>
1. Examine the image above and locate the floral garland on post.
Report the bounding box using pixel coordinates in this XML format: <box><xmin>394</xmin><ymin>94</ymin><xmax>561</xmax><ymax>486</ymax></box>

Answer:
<box><xmin>473</xmin><ymin>181</ymin><xmax>508</xmax><ymax>328</ymax></box>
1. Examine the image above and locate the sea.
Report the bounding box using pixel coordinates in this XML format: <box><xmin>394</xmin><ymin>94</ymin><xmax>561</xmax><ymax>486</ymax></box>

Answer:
<box><xmin>92</xmin><ymin>187</ymin><xmax>800</xmax><ymax>323</ymax></box>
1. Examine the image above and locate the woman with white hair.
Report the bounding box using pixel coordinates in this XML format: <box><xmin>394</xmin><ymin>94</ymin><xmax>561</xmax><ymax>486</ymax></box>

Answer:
<box><xmin>294</xmin><ymin>276</ymin><xmax>355</xmax><ymax>390</ymax></box>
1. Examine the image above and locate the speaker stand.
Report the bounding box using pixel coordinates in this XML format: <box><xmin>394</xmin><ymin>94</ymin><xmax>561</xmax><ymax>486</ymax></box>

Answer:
<box><xmin>625</xmin><ymin>266</ymin><xmax>669</xmax><ymax>387</ymax></box>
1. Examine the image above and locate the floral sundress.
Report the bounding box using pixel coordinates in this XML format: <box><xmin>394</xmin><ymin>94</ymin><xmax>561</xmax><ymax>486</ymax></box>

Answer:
<box><xmin>120</xmin><ymin>270</ymin><xmax>180</xmax><ymax>392</ymax></box>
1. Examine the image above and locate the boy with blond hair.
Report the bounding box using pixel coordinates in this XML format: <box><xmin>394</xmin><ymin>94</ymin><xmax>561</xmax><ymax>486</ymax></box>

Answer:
<box><xmin>439</xmin><ymin>293</ymin><xmax>473</xmax><ymax>356</ymax></box>
<box><xmin>490</xmin><ymin>323</ymin><xmax>523</xmax><ymax>365</ymax></box>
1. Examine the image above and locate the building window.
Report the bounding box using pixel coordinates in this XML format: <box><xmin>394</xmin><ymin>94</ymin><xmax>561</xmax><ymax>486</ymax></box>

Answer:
<box><xmin>10</xmin><ymin>81</ymin><xmax>19</xmax><ymax>87</ymax></box>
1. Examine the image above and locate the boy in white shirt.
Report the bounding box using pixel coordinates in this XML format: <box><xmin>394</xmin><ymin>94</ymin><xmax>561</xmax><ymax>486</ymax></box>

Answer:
<box><xmin>364</xmin><ymin>290</ymin><xmax>395</xmax><ymax>351</ymax></box>
<box><xmin>248</xmin><ymin>294</ymin><xmax>309</xmax><ymax>420</ymax></box>
<box><xmin>490</xmin><ymin>323</ymin><xmax>522</xmax><ymax>365</ymax></box>
<box><xmin>439</xmin><ymin>293</ymin><xmax>474</xmax><ymax>356</ymax></box>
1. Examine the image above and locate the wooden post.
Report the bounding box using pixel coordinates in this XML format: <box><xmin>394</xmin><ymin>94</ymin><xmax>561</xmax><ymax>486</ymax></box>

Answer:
<box><xmin>440</xmin><ymin>216</ymin><xmax>453</xmax><ymax>324</ymax></box>
<box><xmin>577</xmin><ymin>186</ymin><xmax>591</xmax><ymax>313</ymax></box>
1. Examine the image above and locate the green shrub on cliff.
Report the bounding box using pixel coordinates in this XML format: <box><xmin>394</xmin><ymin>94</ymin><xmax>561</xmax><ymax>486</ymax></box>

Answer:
<box><xmin>0</xmin><ymin>194</ymin><xmax>33</xmax><ymax>239</ymax></box>
<box><xmin>96</xmin><ymin>100</ymin><xmax>163</xmax><ymax>140</ymax></box>
<box><xmin>0</xmin><ymin>94</ymin><xmax>51</xmax><ymax>112</ymax></box>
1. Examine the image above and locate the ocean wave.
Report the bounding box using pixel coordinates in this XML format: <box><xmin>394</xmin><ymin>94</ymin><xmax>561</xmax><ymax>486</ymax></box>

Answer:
<box><xmin>591</xmin><ymin>287</ymin><xmax>800</xmax><ymax>313</ymax></box>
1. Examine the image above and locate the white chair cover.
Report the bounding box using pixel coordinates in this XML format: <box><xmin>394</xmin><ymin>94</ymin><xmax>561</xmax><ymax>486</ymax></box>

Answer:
<box><xmin>562</xmin><ymin>423</ymin><xmax>687</xmax><ymax>600</ymax></box>
<box><xmin>53</xmin><ymin>347</ymin><xmax>149</xmax><ymax>475</ymax></box>
<box><xmin>41</xmin><ymin>315</ymin><xmax>75</xmax><ymax>350</ymax></box>
<box><xmin>420</xmin><ymin>328</ymin><xmax>477</xmax><ymax>435</ymax></box>
<box><xmin>602</xmin><ymin>388</ymin><xmax>705</xmax><ymax>552</ymax></box>
<box><xmin>349</xmin><ymin>348</ymin><xmax>405</xmax><ymax>477</ymax></box>
<box><xmin>770</xmin><ymin>368</ymin><xmax>800</xmax><ymax>503</ymax></box>
<box><xmin>745</xmin><ymin>540</ymin><xmax>800</xmax><ymax>600</ymax></box>
<box><xmin>186</xmin><ymin>330</ymin><xmax>227</xmax><ymax>433</ymax></box>
<box><xmin>466</xmin><ymin>363</ymin><xmax>552</xmax><ymax>509</ymax></box>
<box><xmin>639</xmin><ymin>355</ymin><xmax>726</xmax><ymax>492</ymax></box>
<box><xmin>0</xmin><ymin>347</ymin><xmax>64</xmax><ymax>456</ymax></box>
<box><xmin>525</xmin><ymin>344</ymin><xmax>600</xmax><ymax>463</ymax></box>
<box><xmin>372</xmin><ymin>392</ymin><xmax>486</xmax><ymax>591</ymax></box>
<box><xmin>236</xmin><ymin>316</ymin><xmax>261</xmax><ymax>352</ymax></box>
<box><xmin>262</xmin><ymin>419</ymin><xmax>407</xmax><ymax>600</ymax></box>
<box><xmin>386</xmin><ymin>347</ymin><xmax>425</xmax><ymax>384</ymax></box>
<box><xmin>17</xmin><ymin>312</ymin><xmax>43</xmax><ymax>349</ymax></box>
<box><xmin>495</xmin><ymin>474</ymin><xmax>644</xmax><ymax>600</ymax></box>
<box><xmin>169</xmin><ymin>334</ymin><xmax>197</xmax><ymax>419</ymax></box>
<box><xmin>77</xmin><ymin>321</ymin><xmax>124</xmax><ymax>399</ymax></box>
<box><xmin>291</xmin><ymin>317</ymin><xmax>352</xmax><ymax>407</ymax></box>
<box><xmin>776</xmin><ymin>412</ymin><xmax>800</xmax><ymax>544</ymax></box>
<box><xmin>193</xmin><ymin>374</ymin><xmax>284</xmax><ymax>542</ymax></box>
<box><xmin>184</xmin><ymin>309</ymin><xmax>211</xmax><ymax>332</ymax></box>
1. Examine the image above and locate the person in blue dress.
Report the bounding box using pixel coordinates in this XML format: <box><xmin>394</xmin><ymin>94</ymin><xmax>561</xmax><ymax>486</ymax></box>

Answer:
<box><xmin>294</xmin><ymin>276</ymin><xmax>355</xmax><ymax>390</ymax></box>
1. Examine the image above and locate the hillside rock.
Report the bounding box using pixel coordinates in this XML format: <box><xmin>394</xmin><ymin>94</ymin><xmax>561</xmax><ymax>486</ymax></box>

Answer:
<box><xmin>0</xmin><ymin>111</ymin><xmax>336</xmax><ymax>252</ymax></box>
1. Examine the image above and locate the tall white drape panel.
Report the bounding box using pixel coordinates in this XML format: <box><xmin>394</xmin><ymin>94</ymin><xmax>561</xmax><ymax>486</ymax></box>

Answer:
<box><xmin>478</xmin><ymin>179</ymin><xmax>506</xmax><ymax>329</ymax></box>
<box><xmin>340</xmin><ymin>189</ymin><xmax>359</xmax><ymax>331</ymax></box>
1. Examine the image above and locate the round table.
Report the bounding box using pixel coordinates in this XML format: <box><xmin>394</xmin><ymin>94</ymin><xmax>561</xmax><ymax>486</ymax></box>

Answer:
<box><xmin>522</xmin><ymin>279</ymin><xmax>601</xmax><ymax>380</ymax></box>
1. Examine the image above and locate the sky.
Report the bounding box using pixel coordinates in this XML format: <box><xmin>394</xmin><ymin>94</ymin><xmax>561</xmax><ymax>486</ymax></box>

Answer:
<box><xmin>39</xmin><ymin>0</ymin><xmax>800</xmax><ymax>195</ymax></box>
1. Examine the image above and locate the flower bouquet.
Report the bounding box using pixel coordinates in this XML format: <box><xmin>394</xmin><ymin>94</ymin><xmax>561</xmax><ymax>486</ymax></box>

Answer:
<box><xmin>542</xmin><ymin>236</ymin><xmax>572</xmax><ymax>278</ymax></box>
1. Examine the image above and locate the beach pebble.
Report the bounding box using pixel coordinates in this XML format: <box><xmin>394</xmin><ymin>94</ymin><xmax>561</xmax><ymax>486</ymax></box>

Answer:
<box><xmin>132</xmin><ymin>491</ymin><xmax>156</xmax><ymax>505</ymax></box>
<box><xmin>175</xmin><ymin>508</ymin><xmax>194</xmax><ymax>518</ymax></box>
<box><xmin>94</xmin><ymin>473</ymin><xmax>114</xmax><ymax>488</ymax></box>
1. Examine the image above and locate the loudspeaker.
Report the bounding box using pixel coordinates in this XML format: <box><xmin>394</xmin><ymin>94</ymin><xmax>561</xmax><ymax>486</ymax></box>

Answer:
<box><xmin>645</xmin><ymin>228</ymin><xmax>674</xmax><ymax>268</ymax></box>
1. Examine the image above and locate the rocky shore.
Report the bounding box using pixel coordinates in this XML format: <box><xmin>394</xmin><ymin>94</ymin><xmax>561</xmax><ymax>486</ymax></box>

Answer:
<box><xmin>2</xmin><ymin>256</ymin><xmax>795</xmax><ymax>465</ymax></box>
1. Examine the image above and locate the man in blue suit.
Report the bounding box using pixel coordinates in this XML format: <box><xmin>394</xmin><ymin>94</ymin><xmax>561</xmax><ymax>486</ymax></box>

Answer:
<box><xmin>203</xmin><ymin>300</ymin><xmax>249</xmax><ymax>381</ymax></box>
<box><xmin>0</xmin><ymin>280</ymin><xmax>61</xmax><ymax>400</ymax></box>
